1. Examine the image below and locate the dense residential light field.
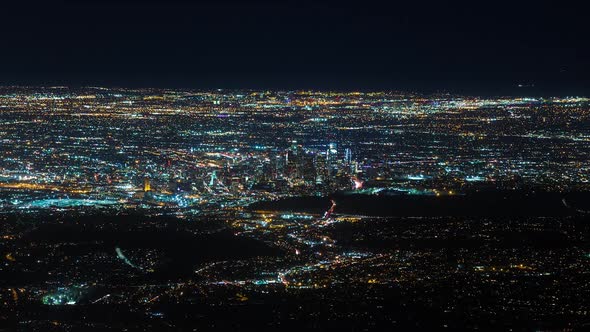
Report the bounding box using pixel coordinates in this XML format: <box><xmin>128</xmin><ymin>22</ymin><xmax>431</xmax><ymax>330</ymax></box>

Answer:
<box><xmin>1</xmin><ymin>87</ymin><xmax>589</xmax><ymax>330</ymax></box>
<box><xmin>1</xmin><ymin>87</ymin><xmax>589</xmax><ymax>214</ymax></box>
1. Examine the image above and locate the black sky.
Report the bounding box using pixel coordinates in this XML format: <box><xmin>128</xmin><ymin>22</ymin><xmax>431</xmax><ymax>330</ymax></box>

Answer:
<box><xmin>1</xmin><ymin>0</ymin><xmax>588</xmax><ymax>95</ymax></box>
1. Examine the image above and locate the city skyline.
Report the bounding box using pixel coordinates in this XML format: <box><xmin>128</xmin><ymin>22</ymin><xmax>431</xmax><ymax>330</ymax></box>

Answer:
<box><xmin>1</xmin><ymin>87</ymin><xmax>589</xmax><ymax>330</ymax></box>
<box><xmin>2</xmin><ymin>1</ymin><xmax>589</xmax><ymax>330</ymax></box>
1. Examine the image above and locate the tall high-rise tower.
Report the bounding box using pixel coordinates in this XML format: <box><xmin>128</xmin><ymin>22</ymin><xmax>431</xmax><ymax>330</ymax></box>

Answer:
<box><xmin>143</xmin><ymin>177</ymin><xmax>151</xmax><ymax>192</ymax></box>
<box><xmin>326</xmin><ymin>143</ymin><xmax>338</xmax><ymax>178</ymax></box>
<box><xmin>344</xmin><ymin>148</ymin><xmax>352</xmax><ymax>165</ymax></box>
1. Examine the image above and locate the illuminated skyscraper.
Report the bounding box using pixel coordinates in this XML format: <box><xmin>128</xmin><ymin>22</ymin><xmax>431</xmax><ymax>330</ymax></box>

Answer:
<box><xmin>329</xmin><ymin>143</ymin><xmax>337</xmax><ymax>156</ymax></box>
<box><xmin>326</xmin><ymin>143</ymin><xmax>338</xmax><ymax>178</ymax></box>
<box><xmin>143</xmin><ymin>177</ymin><xmax>151</xmax><ymax>192</ymax></box>
<box><xmin>209</xmin><ymin>171</ymin><xmax>218</xmax><ymax>187</ymax></box>
<box><xmin>344</xmin><ymin>148</ymin><xmax>352</xmax><ymax>165</ymax></box>
<box><xmin>290</xmin><ymin>140</ymin><xmax>299</xmax><ymax>154</ymax></box>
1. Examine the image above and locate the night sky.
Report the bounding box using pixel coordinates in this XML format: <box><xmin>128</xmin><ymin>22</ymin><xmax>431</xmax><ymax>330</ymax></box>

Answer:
<box><xmin>1</xmin><ymin>0</ymin><xmax>588</xmax><ymax>95</ymax></box>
